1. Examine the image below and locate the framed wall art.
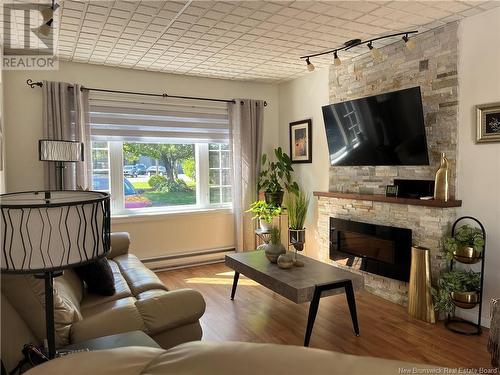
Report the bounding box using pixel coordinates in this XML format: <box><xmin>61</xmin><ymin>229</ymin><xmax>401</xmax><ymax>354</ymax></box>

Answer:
<box><xmin>289</xmin><ymin>119</ymin><xmax>312</xmax><ymax>163</ymax></box>
<box><xmin>476</xmin><ymin>102</ymin><xmax>500</xmax><ymax>143</ymax></box>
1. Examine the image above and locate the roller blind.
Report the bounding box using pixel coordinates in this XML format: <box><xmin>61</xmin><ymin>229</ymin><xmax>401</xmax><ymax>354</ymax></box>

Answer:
<box><xmin>89</xmin><ymin>92</ymin><xmax>229</xmax><ymax>143</ymax></box>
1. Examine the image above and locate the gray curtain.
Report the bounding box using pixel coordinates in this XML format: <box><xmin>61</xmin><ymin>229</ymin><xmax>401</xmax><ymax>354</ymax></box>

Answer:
<box><xmin>228</xmin><ymin>99</ymin><xmax>264</xmax><ymax>252</ymax></box>
<box><xmin>43</xmin><ymin>81</ymin><xmax>91</xmax><ymax>190</ymax></box>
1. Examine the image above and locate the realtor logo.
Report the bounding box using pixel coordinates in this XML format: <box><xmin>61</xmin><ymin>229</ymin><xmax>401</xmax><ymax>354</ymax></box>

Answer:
<box><xmin>2</xmin><ymin>2</ymin><xmax>58</xmax><ymax>70</ymax></box>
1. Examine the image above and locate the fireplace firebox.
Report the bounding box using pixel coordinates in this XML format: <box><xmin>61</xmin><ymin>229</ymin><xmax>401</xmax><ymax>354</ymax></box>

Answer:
<box><xmin>329</xmin><ymin>218</ymin><xmax>412</xmax><ymax>282</ymax></box>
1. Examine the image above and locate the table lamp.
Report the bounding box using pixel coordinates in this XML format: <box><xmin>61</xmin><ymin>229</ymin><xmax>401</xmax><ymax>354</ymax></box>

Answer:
<box><xmin>0</xmin><ymin>190</ymin><xmax>111</xmax><ymax>358</ymax></box>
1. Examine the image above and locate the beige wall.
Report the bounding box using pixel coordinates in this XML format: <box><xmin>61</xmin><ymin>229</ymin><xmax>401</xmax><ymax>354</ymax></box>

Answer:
<box><xmin>3</xmin><ymin>61</ymin><xmax>279</xmax><ymax>258</ymax></box>
<box><xmin>457</xmin><ymin>7</ymin><xmax>500</xmax><ymax>325</ymax></box>
<box><xmin>278</xmin><ymin>68</ymin><xmax>329</xmax><ymax>259</ymax></box>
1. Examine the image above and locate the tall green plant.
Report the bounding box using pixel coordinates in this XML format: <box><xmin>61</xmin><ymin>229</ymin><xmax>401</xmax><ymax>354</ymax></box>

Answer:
<box><xmin>269</xmin><ymin>226</ymin><xmax>281</xmax><ymax>245</ymax></box>
<box><xmin>286</xmin><ymin>190</ymin><xmax>310</xmax><ymax>229</ymax></box>
<box><xmin>258</xmin><ymin>147</ymin><xmax>299</xmax><ymax>195</ymax></box>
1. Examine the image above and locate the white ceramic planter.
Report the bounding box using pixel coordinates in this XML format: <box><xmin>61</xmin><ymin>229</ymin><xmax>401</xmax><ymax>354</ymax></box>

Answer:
<box><xmin>259</xmin><ymin>219</ymin><xmax>272</xmax><ymax>231</ymax></box>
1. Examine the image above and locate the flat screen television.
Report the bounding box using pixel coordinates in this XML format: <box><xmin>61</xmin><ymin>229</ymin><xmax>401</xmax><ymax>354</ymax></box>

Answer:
<box><xmin>322</xmin><ymin>86</ymin><xmax>429</xmax><ymax>166</ymax></box>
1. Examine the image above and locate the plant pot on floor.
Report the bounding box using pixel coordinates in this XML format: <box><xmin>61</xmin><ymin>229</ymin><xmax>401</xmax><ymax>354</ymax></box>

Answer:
<box><xmin>264</xmin><ymin>191</ymin><xmax>284</xmax><ymax>207</ymax></box>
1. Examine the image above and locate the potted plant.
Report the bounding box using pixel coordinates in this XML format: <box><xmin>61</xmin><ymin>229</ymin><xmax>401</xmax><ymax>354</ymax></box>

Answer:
<box><xmin>264</xmin><ymin>226</ymin><xmax>286</xmax><ymax>263</ymax></box>
<box><xmin>258</xmin><ymin>147</ymin><xmax>299</xmax><ymax>206</ymax></box>
<box><xmin>432</xmin><ymin>269</ymin><xmax>481</xmax><ymax>315</ymax></box>
<box><xmin>247</xmin><ymin>200</ymin><xmax>282</xmax><ymax>231</ymax></box>
<box><xmin>285</xmin><ymin>189</ymin><xmax>309</xmax><ymax>251</ymax></box>
<box><xmin>444</xmin><ymin>225</ymin><xmax>484</xmax><ymax>264</ymax></box>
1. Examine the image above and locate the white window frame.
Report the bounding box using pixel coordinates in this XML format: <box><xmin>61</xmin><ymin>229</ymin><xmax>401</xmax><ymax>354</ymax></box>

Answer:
<box><xmin>92</xmin><ymin>141</ymin><xmax>232</xmax><ymax>217</ymax></box>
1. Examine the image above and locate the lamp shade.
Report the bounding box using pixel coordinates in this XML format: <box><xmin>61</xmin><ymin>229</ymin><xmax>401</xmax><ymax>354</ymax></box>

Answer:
<box><xmin>0</xmin><ymin>191</ymin><xmax>110</xmax><ymax>274</ymax></box>
<box><xmin>39</xmin><ymin>140</ymin><xmax>84</xmax><ymax>162</ymax></box>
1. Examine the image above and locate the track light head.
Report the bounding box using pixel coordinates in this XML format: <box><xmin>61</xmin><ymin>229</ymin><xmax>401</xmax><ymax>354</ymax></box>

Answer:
<box><xmin>306</xmin><ymin>57</ymin><xmax>315</xmax><ymax>72</ymax></box>
<box><xmin>333</xmin><ymin>51</ymin><xmax>341</xmax><ymax>66</ymax></box>
<box><xmin>367</xmin><ymin>42</ymin><xmax>381</xmax><ymax>61</ymax></box>
<box><xmin>38</xmin><ymin>21</ymin><xmax>52</xmax><ymax>37</ymax></box>
<box><xmin>402</xmin><ymin>34</ymin><xmax>416</xmax><ymax>51</ymax></box>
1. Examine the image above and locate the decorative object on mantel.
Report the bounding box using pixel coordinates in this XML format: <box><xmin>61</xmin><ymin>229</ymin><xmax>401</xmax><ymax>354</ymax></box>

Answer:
<box><xmin>264</xmin><ymin>226</ymin><xmax>286</xmax><ymax>263</ymax></box>
<box><xmin>289</xmin><ymin>119</ymin><xmax>312</xmax><ymax>164</ymax></box>
<box><xmin>286</xmin><ymin>189</ymin><xmax>309</xmax><ymax>267</ymax></box>
<box><xmin>300</xmin><ymin>31</ymin><xmax>418</xmax><ymax>71</ymax></box>
<box><xmin>439</xmin><ymin>217</ymin><xmax>486</xmax><ymax>335</ymax></box>
<box><xmin>476</xmin><ymin>102</ymin><xmax>500</xmax><ymax>143</ymax></box>
<box><xmin>258</xmin><ymin>147</ymin><xmax>299</xmax><ymax>206</ymax></box>
<box><xmin>385</xmin><ymin>185</ymin><xmax>398</xmax><ymax>198</ymax></box>
<box><xmin>0</xmin><ymin>190</ymin><xmax>111</xmax><ymax>358</ymax></box>
<box><xmin>247</xmin><ymin>200</ymin><xmax>281</xmax><ymax>231</ymax></box>
<box><xmin>489</xmin><ymin>298</ymin><xmax>499</xmax><ymax>368</ymax></box>
<box><xmin>433</xmin><ymin>152</ymin><xmax>450</xmax><ymax>202</ymax></box>
<box><xmin>408</xmin><ymin>246</ymin><xmax>436</xmax><ymax>324</ymax></box>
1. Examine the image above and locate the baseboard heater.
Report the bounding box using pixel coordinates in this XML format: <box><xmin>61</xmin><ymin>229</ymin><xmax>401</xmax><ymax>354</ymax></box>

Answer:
<box><xmin>141</xmin><ymin>247</ymin><xmax>235</xmax><ymax>271</ymax></box>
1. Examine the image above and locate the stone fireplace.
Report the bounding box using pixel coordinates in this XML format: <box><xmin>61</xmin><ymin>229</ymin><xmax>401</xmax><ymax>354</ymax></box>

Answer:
<box><xmin>315</xmin><ymin>193</ymin><xmax>459</xmax><ymax>306</ymax></box>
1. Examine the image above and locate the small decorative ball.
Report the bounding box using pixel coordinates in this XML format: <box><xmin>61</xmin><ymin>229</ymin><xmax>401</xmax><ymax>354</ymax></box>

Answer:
<box><xmin>277</xmin><ymin>253</ymin><xmax>294</xmax><ymax>269</ymax></box>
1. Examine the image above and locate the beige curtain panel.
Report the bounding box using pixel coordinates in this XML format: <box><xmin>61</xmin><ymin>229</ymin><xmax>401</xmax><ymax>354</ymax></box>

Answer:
<box><xmin>228</xmin><ymin>99</ymin><xmax>264</xmax><ymax>252</ymax></box>
<box><xmin>42</xmin><ymin>81</ymin><xmax>91</xmax><ymax>190</ymax></box>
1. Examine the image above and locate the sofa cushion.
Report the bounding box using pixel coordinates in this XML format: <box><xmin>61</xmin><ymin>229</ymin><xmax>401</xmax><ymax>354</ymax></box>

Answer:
<box><xmin>80</xmin><ymin>260</ymin><xmax>132</xmax><ymax>309</ymax></box>
<box><xmin>114</xmin><ymin>254</ymin><xmax>167</xmax><ymax>295</ymax></box>
<box><xmin>1</xmin><ymin>274</ymin><xmax>82</xmax><ymax>347</ymax></box>
<box><xmin>74</xmin><ymin>258</ymin><xmax>116</xmax><ymax>296</ymax></box>
<box><xmin>71</xmin><ymin>297</ymin><xmax>145</xmax><ymax>343</ymax></box>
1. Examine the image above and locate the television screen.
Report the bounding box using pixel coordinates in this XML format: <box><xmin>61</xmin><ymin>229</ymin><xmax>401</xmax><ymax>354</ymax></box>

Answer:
<box><xmin>322</xmin><ymin>87</ymin><xmax>429</xmax><ymax>166</ymax></box>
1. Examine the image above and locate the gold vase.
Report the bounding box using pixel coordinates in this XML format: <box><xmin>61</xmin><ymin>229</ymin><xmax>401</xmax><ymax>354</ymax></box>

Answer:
<box><xmin>408</xmin><ymin>246</ymin><xmax>436</xmax><ymax>323</ymax></box>
<box><xmin>434</xmin><ymin>152</ymin><xmax>449</xmax><ymax>202</ymax></box>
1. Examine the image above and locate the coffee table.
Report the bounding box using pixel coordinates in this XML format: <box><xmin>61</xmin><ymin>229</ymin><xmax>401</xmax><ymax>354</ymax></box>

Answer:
<box><xmin>225</xmin><ymin>250</ymin><xmax>364</xmax><ymax>346</ymax></box>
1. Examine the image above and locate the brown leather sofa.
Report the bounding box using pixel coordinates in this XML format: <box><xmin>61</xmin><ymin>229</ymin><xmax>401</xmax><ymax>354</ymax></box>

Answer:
<box><xmin>1</xmin><ymin>232</ymin><xmax>206</xmax><ymax>372</ymax></box>
<box><xmin>25</xmin><ymin>341</ymin><xmax>438</xmax><ymax>375</ymax></box>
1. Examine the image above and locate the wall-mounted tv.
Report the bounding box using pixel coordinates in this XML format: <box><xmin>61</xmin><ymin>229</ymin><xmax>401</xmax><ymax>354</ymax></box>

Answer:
<box><xmin>322</xmin><ymin>87</ymin><xmax>429</xmax><ymax>166</ymax></box>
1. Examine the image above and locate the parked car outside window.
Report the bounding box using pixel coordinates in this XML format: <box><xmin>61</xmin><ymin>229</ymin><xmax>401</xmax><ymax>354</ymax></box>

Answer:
<box><xmin>134</xmin><ymin>164</ymin><xmax>147</xmax><ymax>175</ymax></box>
<box><xmin>123</xmin><ymin>165</ymin><xmax>137</xmax><ymax>177</ymax></box>
<box><xmin>146</xmin><ymin>165</ymin><xmax>166</xmax><ymax>176</ymax></box>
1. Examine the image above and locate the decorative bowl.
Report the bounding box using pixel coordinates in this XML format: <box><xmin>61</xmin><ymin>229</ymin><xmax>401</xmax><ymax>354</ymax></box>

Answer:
<box><xmin>453</xmin><ymin>246</ymin><xmax>481</xmax><ymax>264</ymax></box>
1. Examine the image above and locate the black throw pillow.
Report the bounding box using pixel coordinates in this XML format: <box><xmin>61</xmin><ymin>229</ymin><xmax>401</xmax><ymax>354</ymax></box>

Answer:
<box><xmin>74</xmin><ymin>258</ymin><xmax>116</xmax><ymax>296</ymax></box>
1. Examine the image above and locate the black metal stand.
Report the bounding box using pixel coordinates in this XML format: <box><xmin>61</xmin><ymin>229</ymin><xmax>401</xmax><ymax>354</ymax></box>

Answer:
<box><xmin>304</xmin><ymin>280</ymin><xmax>360</xmax><ymax>347</ymax></box>
<box><xmin>445</xmin><ymin>216</ymin><xmax>486</xmax><ymax>336</ymax></box>
<box><xmin>35</xmin><ymin>270</ymin><xmax>63</xmax><ymax>359</ymax></box>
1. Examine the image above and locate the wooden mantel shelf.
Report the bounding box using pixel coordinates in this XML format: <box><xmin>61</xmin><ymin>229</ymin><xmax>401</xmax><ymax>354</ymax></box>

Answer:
<box><xmin>313</xmin><ymin>191</ymin><xmax>462</xmax><ymax>208</ymax></box>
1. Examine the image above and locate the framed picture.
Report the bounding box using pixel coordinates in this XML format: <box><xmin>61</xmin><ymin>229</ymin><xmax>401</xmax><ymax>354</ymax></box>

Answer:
<box><xmin>476</xmin><ymin>102</ymin><xmax>500</xmax><ymax>143</ymax></box>
<box><xmin>289</xmin><ymin>119</ymin><xmax>312</xmax><ymax>163</ymax></box>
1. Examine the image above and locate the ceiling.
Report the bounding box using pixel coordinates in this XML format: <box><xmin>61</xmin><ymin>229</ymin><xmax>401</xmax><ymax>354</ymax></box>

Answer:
<box><xmin>8</xmin><ymin>1</ymin><xmax>500</xmax><ymax>82</ymax></box>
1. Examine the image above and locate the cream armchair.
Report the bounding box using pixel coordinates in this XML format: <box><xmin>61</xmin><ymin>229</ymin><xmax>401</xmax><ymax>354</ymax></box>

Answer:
<box><xmin>1</xmin><ymin>232</ymin><xmax>206</xmax><ymax>372</ymax></box>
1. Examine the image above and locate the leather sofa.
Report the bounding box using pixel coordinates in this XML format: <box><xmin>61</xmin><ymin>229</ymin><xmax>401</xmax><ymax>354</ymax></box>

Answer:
<box><xmin>25</xmin><ymin>341</ymin><xmax>438</xmax><ymax>375</ymax></box>
<box><xmin>1</xmin><ymin>232</ymin><xmax>206</xmax><ymax>372</ymax></box>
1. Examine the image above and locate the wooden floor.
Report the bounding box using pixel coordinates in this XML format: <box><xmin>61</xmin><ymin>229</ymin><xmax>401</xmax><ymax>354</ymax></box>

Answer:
<box><xmin>157</xmin><ymin>262</ymin><xmax>491</xmax><ymax>369</ymax></box>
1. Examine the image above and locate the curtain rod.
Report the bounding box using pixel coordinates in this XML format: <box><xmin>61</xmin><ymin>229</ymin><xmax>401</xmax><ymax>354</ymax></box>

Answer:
<box><xmin>26</xmin><ymin>79</ymin><xmax>268</xmax><ymax>107</ymax></box>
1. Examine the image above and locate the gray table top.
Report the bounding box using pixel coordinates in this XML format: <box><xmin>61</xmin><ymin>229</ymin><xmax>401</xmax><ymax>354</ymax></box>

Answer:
<box><xmin>225</xmin><ymin>250</ymin><xmax>364</xmax><ymax>304</ymax></box>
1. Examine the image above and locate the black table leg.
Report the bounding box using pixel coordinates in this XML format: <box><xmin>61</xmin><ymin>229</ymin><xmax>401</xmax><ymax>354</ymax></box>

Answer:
<box><xmin>303</xmin><ymin>280</ymin><xmax>360</xmax><ymax>347</ymax></box>
<box><xmin>304</xmin><ymin>287</ymin><xmax>322</xmax><ymax>347</ymax></box>
<box><xmin>344</xmin><ymin>281</ymin><xmax>360</xmax><ymax>336</ymax></box>
<box><xmin>230</xmin><ymin>271</ymin><xmax>240</xmax><ymax>300</ymax></box>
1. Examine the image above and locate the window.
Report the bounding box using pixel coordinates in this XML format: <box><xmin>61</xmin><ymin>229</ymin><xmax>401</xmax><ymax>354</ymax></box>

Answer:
<box><xmin>89</xmin><ymin>93</ymin><xmax>232</xmax><ymax>215</ymax></box>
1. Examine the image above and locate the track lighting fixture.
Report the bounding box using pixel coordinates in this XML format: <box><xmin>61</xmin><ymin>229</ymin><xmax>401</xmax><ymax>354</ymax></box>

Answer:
<box><xmin>37</xmin><ymin>1</ymin><xmax>59</xmax><ymax>37</ymax></box>
<box><xmin>306</xmin><ymin>57</ymin><xmax>315</xmax><ymax>72</ymax></box>
<box><xmin>402</xmin><ymin>34</ymin><xmax>416</xmax><ymax>51</ymax></box>
<box><xmin>333</xmin><ymin>51</ymin><xmax>341</xmax><ymax>66</ymax></box>
<box><xmin>300</xmin><ymin>30</ymin><xmax>417</xmax><ymax>69</ymax></box>
<box><xmin>367</xmin><ymin>42</ymin><xmax>381</xmax><ymax>61</ymax></box>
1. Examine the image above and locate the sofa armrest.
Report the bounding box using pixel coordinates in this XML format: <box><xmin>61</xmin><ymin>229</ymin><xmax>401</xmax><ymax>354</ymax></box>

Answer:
<box><xmin>135</xmin><ymin>289</ymin><xmax>206</xmax><ymax>335</ymax></box>
<box><xmin>107</xmin><ymin>232</ymin><xmax>131</xmax><ymax>259</ymax></box>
